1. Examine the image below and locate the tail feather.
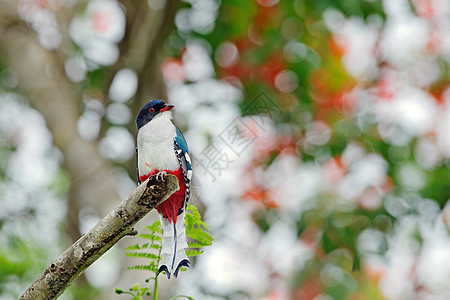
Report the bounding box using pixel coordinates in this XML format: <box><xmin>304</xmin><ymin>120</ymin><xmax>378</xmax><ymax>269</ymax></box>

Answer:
<box><xmin>158</xmin><ymin>211</ymin><xmax>189</xmax><ymax>279</ymax></box>
<box><xmin>174</xmin><ymin>258</ymin><xmax>190</xmax><ymax>277</ymax></box>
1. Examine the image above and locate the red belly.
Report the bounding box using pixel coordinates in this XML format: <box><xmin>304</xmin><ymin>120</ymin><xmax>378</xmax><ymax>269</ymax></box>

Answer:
<box><xmin>139</xmin><ymin>168</ymin><xmax>186</xmax><ymax>224</ymax></box>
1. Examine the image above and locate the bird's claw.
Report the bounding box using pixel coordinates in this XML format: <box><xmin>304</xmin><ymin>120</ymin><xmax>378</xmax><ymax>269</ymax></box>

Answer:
<box><xmin>156</xmin><ymin>171</ymin><xmax>168</xmax><ymax>182</ymax></box>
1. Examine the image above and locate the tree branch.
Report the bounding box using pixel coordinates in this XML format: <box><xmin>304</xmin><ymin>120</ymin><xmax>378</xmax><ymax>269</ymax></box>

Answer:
<box><xmin>20</xmin><ymin>174</ymin><xmax>179</xmax><ymax>300</ymax></box>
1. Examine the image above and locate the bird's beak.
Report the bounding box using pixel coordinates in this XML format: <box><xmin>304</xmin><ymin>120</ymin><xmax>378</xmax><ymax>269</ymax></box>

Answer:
<box><xmin>161</xmin><ymin>104</ymin><xmax>174</xmax><ymax>112</ymax></box>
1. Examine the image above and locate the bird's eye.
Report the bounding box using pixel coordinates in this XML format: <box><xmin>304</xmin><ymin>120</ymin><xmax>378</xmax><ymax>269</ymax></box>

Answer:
<box><xmin>149</xmin><ymin>108</ymin><xmax>155</xmax><ymax>113</ymax></box>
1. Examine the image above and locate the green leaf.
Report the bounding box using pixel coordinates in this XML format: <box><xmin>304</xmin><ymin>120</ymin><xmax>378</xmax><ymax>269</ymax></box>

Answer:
<box><xmin>124</xmin><ymin>244</ymin><xmax>141</xmax><ymax>251</ymax></box>
<box><xmin>125</xmin><ymin>252</ymin><xmax>160</xmax><ymax>260</ymax></box>
<box><xmin>150</xmin><ymin>243</ymin><xmax>161</xmax><ymax>250</ymax></box>
<box><xmin>143</xmin><ymin>221</ymin><xmax>162</xmax><ymax>233</ymax></box>
<box><xmin>137</xmin><ymin>233</ymin><xmax>162</xmax><ymax>240</ymax></box>
<box><xmin>128</xmin><ymin>265</ymin><xmax>159</xmax><ymax>272</ymax></box>
<box><xmin>183</xmin><ymin>203</ymin><xmax>214</xmax><ymax>259</ymax></box>
<box><xmin>185</xmin><ymin>249</ymin><xmax>204</xmax><ymax>257</ymax></box>
<box><xmin>187</xmin><ymin>241</ymin><xmax>210</xmax><ymax>248</ymax></box>
<box><xmin>185</xmin><ymin>204</ymin><xmax>211</xmax><ymax>231</ymax></box>
<box><xmin>186</xmin><ymin>228</ymin><xmax>213</xmax><ymax>246</ymax></box>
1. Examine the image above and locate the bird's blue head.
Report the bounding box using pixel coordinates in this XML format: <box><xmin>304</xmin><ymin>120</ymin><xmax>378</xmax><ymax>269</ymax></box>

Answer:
<box><xmin>136</xmin><ymin>99</ymin><xmax>174</xmax><ymax>129</ymax></box>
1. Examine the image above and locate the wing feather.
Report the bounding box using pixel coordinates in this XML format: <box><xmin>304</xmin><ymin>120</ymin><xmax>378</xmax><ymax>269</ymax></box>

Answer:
<box><xmin>174</xmin><ymin>127</ymin><xmax>192</xmax><ymax>205</ymax></box>
<box><xmin>136</xmin><ymin>146</ymin><xmax>141</xmax><ymax>184</ymax></box>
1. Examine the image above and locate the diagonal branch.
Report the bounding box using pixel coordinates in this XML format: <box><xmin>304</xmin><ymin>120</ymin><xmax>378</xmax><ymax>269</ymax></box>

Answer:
<box><xmin>20</xmin><ymin>174</ymin><xmax>179</xmax><ymax>300</ymax></box>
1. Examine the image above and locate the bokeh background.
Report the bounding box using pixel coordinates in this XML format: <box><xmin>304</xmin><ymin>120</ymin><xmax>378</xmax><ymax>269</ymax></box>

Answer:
<box><xmin>1</xmin><ymin>0</ymin><xmax>450</xmax><ymax>299</ymax></box>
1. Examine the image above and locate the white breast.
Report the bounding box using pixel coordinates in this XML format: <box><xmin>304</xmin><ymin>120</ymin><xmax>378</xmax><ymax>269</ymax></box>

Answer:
<box><xmin>137</xmin><ymin>112</ymin><xmax>180</xmax><ymax>175</ymax></box>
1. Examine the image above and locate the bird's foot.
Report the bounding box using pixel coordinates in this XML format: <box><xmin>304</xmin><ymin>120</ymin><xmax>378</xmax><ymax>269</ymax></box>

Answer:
<box><xmin>155</xmin><ymin>171</ymin><xmax>168</xmax><ymax>181</ymax></box>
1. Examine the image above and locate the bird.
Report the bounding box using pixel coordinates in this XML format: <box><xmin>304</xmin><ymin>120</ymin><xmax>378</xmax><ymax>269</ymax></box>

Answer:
<box><xmin>135</xmin><ymin>99</ymin><xmax>192</xmax><ymax>279</ymax></box>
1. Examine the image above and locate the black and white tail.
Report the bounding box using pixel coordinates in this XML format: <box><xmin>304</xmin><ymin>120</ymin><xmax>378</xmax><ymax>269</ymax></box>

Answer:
<box><xmin>158</xmin><ymin>211</ymin><xmax>190</xmax><ymax>278</ymax></box>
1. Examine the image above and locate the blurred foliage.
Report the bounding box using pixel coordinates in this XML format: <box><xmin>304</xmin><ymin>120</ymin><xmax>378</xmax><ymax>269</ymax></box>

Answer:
<box><xmin>0</xmin><ymin>65</ymin><xmax>96</xmax><ymax>299</ymax></box>
<box><xmin>0</xmin><ymin>238</ymin><xmax>43</xmax><ymax>287</ymax></box>
<box><xmin>164</xmin><ymin>0</ymin><xmax>450</xmax><ymax>298</ymax></box>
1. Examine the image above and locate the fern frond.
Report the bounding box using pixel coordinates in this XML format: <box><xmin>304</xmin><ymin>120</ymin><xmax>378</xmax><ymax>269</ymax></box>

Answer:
<box><xmin>118</xmin><ymin>220</ymin><xmax>164</xmax><ymax>298</ymax></box>
<box><xmin>185</xmin><ymin>249</ymin><xmax>204</xmax><ymax>257</ymax></box>
<box><xmin>124</xmin><ymin>244</ymin><xmax>141</xmax><ymax>251</ymax></box>
<box><xmin>150</xmin><ymin>243</ymin><xmax>161</xmax><ymax>250</ymax></box>
<box><xmin>187</xmin><ymin>228</ymin><xmax>213</xmax><ymax>246</ymax></box>
<box><xmin>187</xmin><ymin>241</ymin><xmax>210</xmax><ymax>248</ymax></box>
<box><xmin>184</xmin><ymin>203</ymin><xmax>214</xmax><ymax>260</ymax></box>
<box><xmin>127</xmin><ymin>265</ymin><xmax>159</xmax><ymax>272</ymax></box>
<box><xmin>143</xmin><ymin>221</ymin><xmax>162</xmax><ymax>233</ymax></box>
<box><xmin>185</xmin><ymin>204</ymin><xmax>210</xmax><ymax>231</ymax></box>
<box><xmin>123</xmin><ymin>219</ymin><xmax>163</xmax><ymax>277</ymax></box>
<box><xmin>125</xmin><ymin>252</ymin><xmax>160</xmax><ymax>260</ymax></box>
<box><xmin>137</xmin><ymin>233</ymin><xmax>162</xmax><ymax>241</ymax></box>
